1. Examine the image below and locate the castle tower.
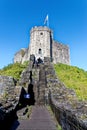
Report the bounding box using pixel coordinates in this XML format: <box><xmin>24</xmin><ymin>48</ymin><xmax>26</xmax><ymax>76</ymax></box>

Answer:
<box><xmin>29</xmin><ymin>26</ymin><xmax>53</xmax><ymax>61</ymax></box>
<box><xmin>14</xmin><ymin>26</ymin><xmax>70</xmax><ymax>65</ymax></box>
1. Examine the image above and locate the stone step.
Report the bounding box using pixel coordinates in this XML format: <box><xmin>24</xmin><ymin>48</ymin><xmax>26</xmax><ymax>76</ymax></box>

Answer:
<box><xmin>11</xmin><ymin>106</ymin><xmax>57</xmax><ymax>130</ymax></box>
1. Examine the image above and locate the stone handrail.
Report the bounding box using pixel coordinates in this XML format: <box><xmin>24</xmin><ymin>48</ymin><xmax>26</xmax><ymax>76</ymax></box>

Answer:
<box><xmin>43</xmin><ymin>60</ymin><xmax>87</xmax><ymax>130</ymax></box>
<box><xmin>49</xmin><ymin>92</ymin><xmax>87</xmax><ymax>130</ymax></box>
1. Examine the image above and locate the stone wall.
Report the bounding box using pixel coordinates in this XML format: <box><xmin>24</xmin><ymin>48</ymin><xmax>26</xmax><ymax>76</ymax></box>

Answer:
<box><xmin>44</xmin><ymin>62</ymin><xmax>87</xmax><ymax>130</ymax></box>
<box><xmin>37</xmin><ymin>65</ymin><xmax>46</xmax><ymax>105</ymax></box>
<box><xmin>52</xmin><ymin>40</ymin><xmax>70</xmax><ymax>64</ymax></box>
<box><xmin>13</xmin><ymin>26</ymin><xmax>70</xmax><ymax>65</ymax></box>
<box><xmin>14</xmin><ymin>48</ymin><xmax>28</xmax><ymax>63</ymax></box>
<box><xmin>49</xmin><ymin>94</ymin><xmax>87</xmax><ymax>130</ymax></box>
<box><xmin>29</xmin><ymin>26</ymin><xmax>52</xmax><ymax>60</ymax></box>
<box><xmin>0</xmin><ymin>75</ymin><xmax>16</xmax><ymax>100</ymax></box>
<box><xmin>18</xmin><ymin>64</ymin><xmax>31</xmax><ymax>86</ymax></box>
<box><xmin>0</xmin><ymin>75</ymin><xmax>18</xmax><ymax>129</ymax></box>
<box><xmin>0</xmin><ymin>57</ymin><xmax>86</xmax><ymax>130</ymax></box>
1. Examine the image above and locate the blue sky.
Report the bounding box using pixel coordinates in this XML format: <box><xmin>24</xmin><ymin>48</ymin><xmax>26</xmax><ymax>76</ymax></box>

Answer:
<box><xmin>0</xmin><ymin>0</ymin><xmax>87</xmax><ymax>70</ymax></box>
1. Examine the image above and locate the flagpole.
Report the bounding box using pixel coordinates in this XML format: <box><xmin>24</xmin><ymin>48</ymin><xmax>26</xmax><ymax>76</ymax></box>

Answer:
<box><xmin>44</xmin><ymin>14</ymin><xmax>49</xmax><ymax>27</ymax></box>
<box><xmin>47</xmin><ymin>14</ymin><xmax>49</xmax><ymax>27</ymax></box>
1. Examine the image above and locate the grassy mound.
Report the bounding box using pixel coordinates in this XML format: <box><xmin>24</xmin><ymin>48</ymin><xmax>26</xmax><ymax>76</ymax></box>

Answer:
<box><xmin>54</xmin><ymin>63</ymin><xmax>87</xmax><ymax>101</ymax></box>
<box><xmin>0</xmin><ymin>61</ymin><xmax>28</xmax><ymax>80</ymax></box>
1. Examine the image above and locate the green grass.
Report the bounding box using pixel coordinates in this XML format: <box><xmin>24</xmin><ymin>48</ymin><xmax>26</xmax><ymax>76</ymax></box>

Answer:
<box><xmin>0</xmin><ymin>61</ymin><xmax>29</xmax><ymax>80</ymax></box>
<box><xmin>54</xmin><ymin>63</ymin><xmax>87</xmax><ymax>101</ymax></box>
<box><xmin>0</xmin><ymin>62</ymin><xmax>87</xmax><ymax>101</ymax></box>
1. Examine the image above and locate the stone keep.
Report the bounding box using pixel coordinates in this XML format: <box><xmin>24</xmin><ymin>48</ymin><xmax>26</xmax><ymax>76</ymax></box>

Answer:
<box><xmin>29</xmin><ymin>26</ymin><xmax>52</xmax><ymax>60</ymax></box>
<box><xmin>14</xmin><ymin>26</ymin><xmax>70</xmax><ymax>64</ymax></box>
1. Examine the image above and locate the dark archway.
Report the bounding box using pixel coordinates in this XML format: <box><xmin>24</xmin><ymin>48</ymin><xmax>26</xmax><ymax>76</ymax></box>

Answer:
<box><xmin>38</xmin><ymin>48</ymin><xmax>42</xmax><ymax>54</ymax></box>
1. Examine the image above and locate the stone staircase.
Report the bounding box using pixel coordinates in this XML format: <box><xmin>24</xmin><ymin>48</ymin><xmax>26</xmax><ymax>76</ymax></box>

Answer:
<box><xmin>1</xmin><ymin>57</ymin><xmax>86</xmax><ymax>130</ymax></box>
<box><xmin>11</xmin><ymin>105</ymin><xmax>56</xmax><ymax>130</ymax></box>
<box><xmin>10</xmin><ymin>58</ymin><xmax>58</xmax><ymax>130</ymax></box>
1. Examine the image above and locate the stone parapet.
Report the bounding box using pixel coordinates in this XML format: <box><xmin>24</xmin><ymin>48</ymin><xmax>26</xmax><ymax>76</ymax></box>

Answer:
<box><xmin>49</xmin><ymin>94</ymin><xmax>87</xmax><ymax>130</ymax></box>
<box><xmin>30</xmin><ymin>26</ymin><xmax>52</xmax><ymax>33</ymax></box>
<box><xmin>44</xmin><ymin>63</ymin><xmax>87</xmax><ymax>130</ymax></box>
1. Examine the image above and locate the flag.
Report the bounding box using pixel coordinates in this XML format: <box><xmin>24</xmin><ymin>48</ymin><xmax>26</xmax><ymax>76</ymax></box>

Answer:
<box><xmin>44</xmin><ymin>14</ymin><xmax>49</xmax><ymax>25</ymax></box>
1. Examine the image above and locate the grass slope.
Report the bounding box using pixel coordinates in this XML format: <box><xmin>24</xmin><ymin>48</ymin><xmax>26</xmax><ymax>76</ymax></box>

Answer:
<box><xmin>0</xmin><ymin>62</ymin><xmax>28</xmax><ymax>80</ymax></box>
<box><xmin>0</xmin><ymin>62</ymin><xmax>87</xmax><ymax>101</ymax></box>
<box><xmin>54</xmin><ymin>63</ymin><xmax>87</xmax><ymax>101</ymax></box>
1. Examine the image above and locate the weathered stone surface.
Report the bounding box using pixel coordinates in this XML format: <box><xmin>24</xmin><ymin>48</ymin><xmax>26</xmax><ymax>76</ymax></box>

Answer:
<box><xmin>18</xmin><ymin>67</ymin><xmax>30</xmax><ymax>86</ymax></box>
<box><xmin>52</xmin><ymin>41</ymin><xmax>70</xmax><ymax>64</ymax></box>
<box><xmin>14</xmin><ymin>86</ymin><xmax>23</xmax><ymax>101</ymax></box>
<box><xmin>36</xmin><ymin>65</ymin><xmax>46</xmax><ymax>105</ymax></box>
<box><xmin>18</xmin><ymin>62</ymin><xmax>32</xmax><ymax>86</ymax></box>
<box><xmin>0</xmin><ymin>57</ymin><xmax>86</xmax><ymax>130</ymax></box>
<box><xmin>44</xmin><ymin>57</ymin><xmax>52</xmax><ymax>65</ymax></box>
<box><xmin>14</xmin><ymin>48</ymin><xmax>28</xmax><ymax>63</ymax></box>
<box><xmin>44</xmin><ymin>62</ymin><xmax>87</xmax><ymax>130</ymax></box>
<box><xmin>0</xmin><ymin>75</ymin><xmax>16</xmax><ymax>99</ymax></box>
<box><xmin>13</xmin><ymin>106</ymin><xmax>56</xmax><ymax>130</ymax></box>
<box><xmin>13</xmin><ymin>26</ymin><xmax>70</xmax><ymax>65</ymax></box>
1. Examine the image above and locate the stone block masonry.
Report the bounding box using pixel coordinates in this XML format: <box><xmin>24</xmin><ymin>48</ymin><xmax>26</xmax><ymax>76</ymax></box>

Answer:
<box><xmin>44</xmin><ymin>61</ymin><xmax>87</xmax><ymax>130</ymax></box>
<box><xmin>0</xmin><ymin>57</ymin><xmax>87</xmax><ymax>130</ymax></box>
<box><xmin>0</xmin><ymin>75</ymin><xmax>16</xmax><ymax>99</ymax></box>
<box><xmin>14</xmin><ymin>26</ymin><xmax>70</xmax><ymax>65</ymax></box>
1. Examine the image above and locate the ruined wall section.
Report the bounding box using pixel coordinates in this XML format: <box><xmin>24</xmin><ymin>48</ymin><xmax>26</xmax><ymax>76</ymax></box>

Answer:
<box><xmin>22</xmin><ymin>48</ymin><xmax>29</xmax><ymax>63</ymax></box>
<box><xmin>14</xmin><ymin>48</ymin><xmax>29</xmax><ymax>63</ymax></box>
<box><xmin>52</xmin><ymin>40</ymin><xmax>70</xmax><ymax>65</ymax></box>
